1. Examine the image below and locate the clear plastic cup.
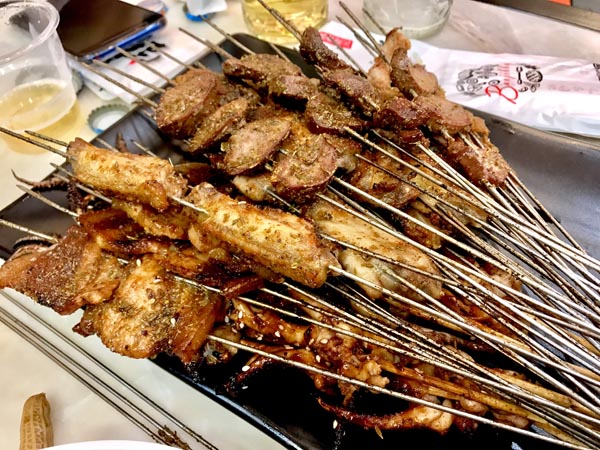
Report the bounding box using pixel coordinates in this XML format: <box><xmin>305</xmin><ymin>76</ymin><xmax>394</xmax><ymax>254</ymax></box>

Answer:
<box><xmin>0</xmin><ymin>1</ymin><xmax>76</xmax><ymax>132</ymax></box>
<box><xmin>364</xmin><ymin>0</ymin><xmax>453</xmax><ymax>39</ymax></box>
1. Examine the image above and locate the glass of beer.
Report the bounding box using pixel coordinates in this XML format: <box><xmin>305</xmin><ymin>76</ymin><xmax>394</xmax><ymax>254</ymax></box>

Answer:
<box><xmin>242</xmin><ymin>0</ymin><xmax>328</xmax><ymax>45</ymax></box>
<box><xmin>364</xmin><ymin>0</ymin><xmax>453</xmax><ymax>39</ymax></box>
<box><xmin>0</xmin><ymin>1</ymin><xmax>77</xmax><ymax>132</ymax></box>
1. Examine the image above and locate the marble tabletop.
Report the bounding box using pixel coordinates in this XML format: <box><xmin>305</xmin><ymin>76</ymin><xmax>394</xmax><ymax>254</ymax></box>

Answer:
<box><xmin>0</xmin><ymin>1</ymin><xmax>598</xmax><ymax>449</ymax></box>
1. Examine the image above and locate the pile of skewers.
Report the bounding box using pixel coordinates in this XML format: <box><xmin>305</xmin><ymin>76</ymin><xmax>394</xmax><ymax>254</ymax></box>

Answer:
<box><xmin>1</xmin><ymin>2</ymin><xmax>599</xmax><ymax>448</ymax></box>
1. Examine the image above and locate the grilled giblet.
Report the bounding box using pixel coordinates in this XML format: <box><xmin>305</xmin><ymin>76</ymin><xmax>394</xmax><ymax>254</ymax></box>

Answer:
<box><xmin>79</xmin><ymin>208</ymin><xmax>262</xmax><ymax>289</ymax></box>
<box><xmin>300</xmin><ymin>27</ymin><xmax>354</xmax><ymax>72</ymax></box>
<box><xmin>76</xmin><ymin>254</ymin><xmax>223</xmax><ymax>364</ymax></box>
<box><xmin>222</xmin><ymin>53</ymin><xmax>303</xmax><ymax>91</ymax></box>
<box><xmin>390</xmin><ymin>51</ymin><xmax>444</xmax><ymax>98</ymax></box>
<box><xmin>154</xmin><ymin>69</ymin><xmax>225</xmax><ymax>139</ymax></box>
<box><xmin>271</xmin><ymin>120</ymin><xmax>338</xmax><ymax>202</ymax></box>
<box><xmin>221</xmin><ymin>116</ymin><xmax>293</xmax><ymax>176</ymax></box>
<box><xmin>374</xmin><ymin>96</ymin><xmax>430</xmax><ymax>130</ymax></box>
<box><xmin>0</xmin><ymin>226</ymin><xmax>121</xmax><ymax>315</ymax></box>
<box><xmin>68</xmin><ymin>138</ymin><xmax>187</xmax><ymax>212</ymax></box>
<box><xmin>186</xmin><ymin>182</ymin><xmax>340</xmax><ymax>288</ymax></box>
<box><xmin>185</xmin><ymin>98</ymin><xmax>251</xmax><ymax>154</ymax></box>
<box><xmin>305</xmin><ymin>91</ymin><xmax>367</xmax><ymax>134</ymax></box>
<box><xmin>440</xmin><ymin>136</ymin><xmax>510</xmax><ymax>187</ymax></box>
<box><xmin>268</xmin><ymin>75</ymin><xmax>320</xmax><ymax>105</ymax></box>
<box><xmin>322</xmin><ymin>69</ymin><xmax>384</xmax><ymax>117</ymax></box>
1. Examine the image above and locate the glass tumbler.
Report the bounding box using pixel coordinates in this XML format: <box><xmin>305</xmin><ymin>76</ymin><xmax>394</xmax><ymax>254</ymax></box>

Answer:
<box><xmin>0</xmin><ymin>1</ymin><xmax>76</xmax><ymax>132</ymax></box>
<box><xmin>242</xmin><ymin>0</ymin><xmax>328</xmax><ymax>45</ymax></box>
<box><xmin>364</xmin><ymin>0</ymin><xmax>453</xmax><ymax>39</ymax></box>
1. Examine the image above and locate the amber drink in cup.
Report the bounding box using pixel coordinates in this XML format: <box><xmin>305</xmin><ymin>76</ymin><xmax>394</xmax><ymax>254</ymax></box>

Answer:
<box><xmin>0</xmin><ymin>1</ymin><xmax>76</xmax><ymax>132</ymax></box>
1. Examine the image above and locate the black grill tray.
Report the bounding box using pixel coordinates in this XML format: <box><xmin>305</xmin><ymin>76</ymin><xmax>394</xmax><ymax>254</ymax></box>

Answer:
<box><xmin>1</xmin><ymin>34</ymin><xmax>599</xmax><ymax>450</ymax></box>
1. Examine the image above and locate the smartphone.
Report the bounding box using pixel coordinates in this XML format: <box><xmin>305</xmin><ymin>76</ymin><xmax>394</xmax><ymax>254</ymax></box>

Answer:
<box><xmin>49</xmin><ymin>0</ymin><xmax>167</xmax><ymax>61</ymax></box>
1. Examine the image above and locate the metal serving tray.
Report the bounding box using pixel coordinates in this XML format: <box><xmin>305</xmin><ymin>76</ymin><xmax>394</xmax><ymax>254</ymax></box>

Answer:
<box><xmin>0</xmin><ymin>34</ymin><xmax>598</xmax><ymax>450</ymax></box>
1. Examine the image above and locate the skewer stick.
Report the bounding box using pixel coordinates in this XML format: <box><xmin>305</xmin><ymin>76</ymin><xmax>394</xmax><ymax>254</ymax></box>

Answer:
<box><xmin>0</xmin><ymin>219</ymin><xmax>58</xmax><ymax>243</ymax></box>
<box><xmin>240</xmin><ymin>289</ymin><xmax>600</xmax><ymax>431</ymax></box>
<box><xmin>179</xmin><ymin>28</ymin><xmax>235</xmax><ymax>60</ymax></box>
<box><xmin>0</xmin><ymin>126</ymin><xmax>67</xmax><ymax>158</ymax></box>
<box><xmin>208</xmin><ymin>336</ymin><xmax>593</xmax><ymax>450</ymax></box>
<box><xmin>0</xmin><ymin>298</ymin><xmax>216</xmax><ymax>450</ymax></box>
<box><xmin>335</xmin><ymin>15</ymin><xmax>379</xmax><ymax>58</ymax></box>
<box><xmin>130</xmin><ymin>140</ymin><xmax>159</xmax><ymax>158</ymax></box>
<box><xmin>8</xmin><ymin>181</ymin><xmax>600</xmax><ymax>442</ymax></box>
<box><xmin>202</xmin><ymin>17</ymin><xmax>256</xmax><ymax>56</ymax></box>
<box><xmin>148</xmin><ymin>43</ymin><xmax>203</xmax><ymax>70</ymax></box>
<box><xmin>24</xmin><ymin>130</ymin><xmax>68</xmax><ymax>147</ymax></box>
<box><xmin>115</xmin><ymin>47</ymin><xmax>175</xmax><ymax>86</ymax></box>
<box><xmin>16</xmin><ymin>185</ymin><xmax>78</xmax><ymax>219</ymax></box>
<box><xmin>93</xmin><ymin>59</ymin><xmax>165</xmax><ymax>94</ymax></box>
<box><xmin>254</xmin><ymin>0</ymin><xmax>302</xmax><ymax>41</ymax></box>
<box><xmin>80</xmin><ymin>62</ymin><xmax>157</xmax><ymax>108</ymax></box>
<box><xmin>267</xmin><ymin>42</ymin><xmax>292</xmax><ymax>62</ymax></box>
<box><xmin>338</xmin><ymin>2</ymin><xmax>386</xmax><ymax>61</ymax></box>
<box><xmin>361</xmin><ymin>5</ymin><xmax>387</xmax><ymax>35</ymax></box>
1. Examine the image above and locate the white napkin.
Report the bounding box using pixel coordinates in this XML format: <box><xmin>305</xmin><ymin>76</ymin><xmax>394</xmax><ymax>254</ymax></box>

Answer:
<box><xmin>320</xmin><ymin>21</ymin><xmax>600</xmax><ymax>137</ymax></box>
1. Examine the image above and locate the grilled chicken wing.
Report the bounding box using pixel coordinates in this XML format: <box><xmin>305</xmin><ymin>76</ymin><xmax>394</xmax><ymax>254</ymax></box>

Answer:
<box><xmin>186</xmin><ymin>182</ymin><xmax>340</xmax><ymax>288</ymax></box>
<box><xmin>68</xmin><ymin>138</ymin><xmax>187</xmax><ymax>211</ymax></box>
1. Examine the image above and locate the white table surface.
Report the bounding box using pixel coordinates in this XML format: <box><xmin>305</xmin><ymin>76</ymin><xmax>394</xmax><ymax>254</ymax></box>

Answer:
<box><xmin>1</xmin><ymin>1</ymin><xmax>599</xmax><ymax>449</ymax></box>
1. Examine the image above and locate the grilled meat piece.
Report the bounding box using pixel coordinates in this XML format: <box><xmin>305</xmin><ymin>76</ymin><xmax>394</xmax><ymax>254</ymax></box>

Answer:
<box><xmin>154</xmin><ymin>69</ymin><xmax>224</xmax><ymax>139</ymax></box>
<box><xmin>381</xmin><ymin>28</ymin><xmax>412</xmax><ymax>62</ymax></box>
<box><xmin>232</xmin><ymin>172</ymin><xmax>274</xmax><ymax>202</ymax></box>
<box><xmin>0</xmin><ymin>226</ymin><xmax>121</xmax><ymax>314</ymax></box>
<box><xmin>268</xmin><ymin>75</ymin><xmax>320</xmax><ymax>105</ymax></box>
<box><xmin>367</xmin><ymin>57</ymin><xmax>400</xmax><ymax>101</ymax></box>
<box><xmin>414</xmin><ymin>95</ymin><xmax>472</xmax><ymax>135</ymax></box>
<box><xmin>399</xmin><ymin>204</ymin><xmax>451</xmax><ymax>250</ymax></box>
<box><xmin>319</xmin><ymin>397</ymin><xmax>454</xmax><ymax>433</ymax></box>
<box><xmin>185</xmin><ymin>98</ymin><xmax>251</xmax><ymax>154</ymax></box>
<box><xmin>375</xmin><ymin>128</ymin><xmax>429</xmax><ymax>148</ymax></box>
<box><xmin>68</xmin><ymin>138</ymin><xmax>187</xmax><ymax>212</ymax></box>
<box><xmin>305</xmin><ymin>92</ymin><xmax>367</xmax><ymax>134</ymax></box>
<box><xmin>272</xmin><ymin>121</ymin><xmax>338</xmax><ymax>202</ymax></box>
<box><xmin>300</xmin><ymin>27</ymin><xmax>354</xmax><ymax>72</ymax></box>
<box><xmin>348</xmin><ymin>147</ymin><xmax>421</xmax><ymax>211</ymax></box>
<box><xmin>323</xmin><ymin>134</ymin><xmax>360</xmax><ymax>173</ymax></box>
<box><xmin>442</xmin><ymin>137</ymin><xmax>510</xmax><ymax>186</ymax></box>
<box><xmin>222</xmin><ymin>116</ymin><xmax>292</xmax><ymax>175</ymax></box>
<box><xmin>390</xmin><ymin>52</ymin><xmax>443</xmax><ymax>97</ymax></box>
<box><xmin>322</xmin><ymin>69</ymin><xmax>383</xmax><ymax>117</ymax></box>
<box><xmin>222</xmin><ymin>53</ymin><xmax>303</xmax><ymax>91</ymax></box>
<box><xmin>374</xmin><ymin>96</ymin><xmax>430</xmax><ymax>130</ymax></box>
<box><xmin>77</xmin><ymin>255</ymin><xmax>223</xmax><ymax>363</ymax></box>
<box><xmin>306</xmin><ymin>198</ymin><xmax>443</xmax><ymax>301</ymax></box>
<box><xmin>186</xmin><ymin>182</ymin><xmax>340</xmax><ymax>288</ymax></box>
<box><xmin>78</xmin><ymin>208</ymin><xmax>166</xmax><ymax>256</ymax></box>
<box><xmin>112</xmin><ymin>199</ymin><xmax>191</xmax><ymax>240</ymax></box>
<box><xmin>366</xmin><ymin>29</ymin><xmax>411</xmax><ymax>101</ymax></box>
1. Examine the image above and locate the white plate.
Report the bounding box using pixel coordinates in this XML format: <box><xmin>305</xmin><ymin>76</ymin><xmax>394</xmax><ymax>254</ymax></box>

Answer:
<box><xmin>47</xmin><ymin>441</ymin><xmax>180</xmax><ymax>450</ymax></box>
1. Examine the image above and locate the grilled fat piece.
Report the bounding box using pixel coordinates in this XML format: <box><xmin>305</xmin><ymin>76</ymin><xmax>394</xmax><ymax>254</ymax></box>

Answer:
<box><xmin>0</xmin><ymin>226</ymin><xmax>122</xmax><ymax>315</ymax></box>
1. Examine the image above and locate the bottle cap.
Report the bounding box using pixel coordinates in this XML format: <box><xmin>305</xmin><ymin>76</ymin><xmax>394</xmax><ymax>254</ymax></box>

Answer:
<box><xmin>87</xmin><ymin>104</ymin><xmax>131</xmax><ymax>134</ymax></box>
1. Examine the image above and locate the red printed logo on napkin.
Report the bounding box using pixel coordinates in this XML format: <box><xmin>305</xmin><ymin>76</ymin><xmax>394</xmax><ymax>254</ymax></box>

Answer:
<box><xmin>455</xmin><ymin>63</ymin><xmax>544</xmax><ymax>104</ymax></box>
<box><xmin>320</xmin><ymin>32</ymin><xmax>353</xmax><ymax>49</ymax></box>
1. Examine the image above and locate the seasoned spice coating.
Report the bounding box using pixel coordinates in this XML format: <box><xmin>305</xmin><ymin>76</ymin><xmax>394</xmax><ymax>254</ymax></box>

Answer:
<box><xmin>186</xmin><ymin>182</ymin><xmax>340</xmax><ymax>288</ymax></box>
<box><xmin>68</xmin><ymin>138</ymin><xmax>187</xmax><ymax>211</ymax></box>
<box><xmin>222</xmin><ymin>116</ymin><xmax>292</xmax><ymax>175</ymax></box>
